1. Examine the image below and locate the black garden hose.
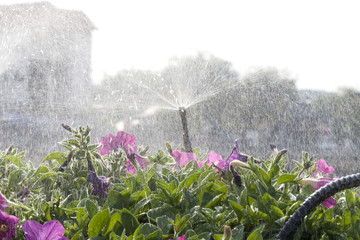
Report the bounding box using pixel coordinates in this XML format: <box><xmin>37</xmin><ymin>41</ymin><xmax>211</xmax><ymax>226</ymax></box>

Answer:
<box><xmin>277</xmin><ymin>173</ymin><xmax>360</xmax><ymax>240</ymax></box>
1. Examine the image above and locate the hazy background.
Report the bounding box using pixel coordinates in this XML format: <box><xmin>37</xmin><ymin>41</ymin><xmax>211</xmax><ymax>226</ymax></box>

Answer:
<box><xmin>2</xmin><ymin>0</ymin><xmax>360</xmax><ymax>91</ymax></box>
<box><xmin>1</xmin><ymin>1</ymin><xmax>359</xmax><ymax>176</ymax></box>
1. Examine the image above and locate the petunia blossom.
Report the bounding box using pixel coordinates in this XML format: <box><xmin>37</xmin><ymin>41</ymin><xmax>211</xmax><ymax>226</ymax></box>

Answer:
<box><xmin>98</xmin><ymin>133</ymin><xmax>118</xmax><ymax>155</ymax></box>
<box><xmin>220</xmin><ymin>139</ymin><xmax>257</xmax><ymax>171</ymax></box>
<box><xmin>87</xmin><ymin>172</ymin><xmax>110</xmax><ymax>198</ymax></box>
<box><xmin>0</xmin><ymin>211</ymin><xmax>19</xmax><ymax>240</ymax></box>
<box><xmin>23</xmin><ymin>220</ymin><xmax>69</xmax><ymax>240</ymax></box>
<box><xmin>312</xmin><ymin>159</ymin><xmax>335</xmax><ymax>177</ymax></box>
<box><xmin>0</xmin><ymin>192</ymin><xmax>9</xmax><ymax>211</ymax></box>
<box><xmin>98</xmin><ymin>131</ymin><xmax>150</xmax><ymax>174</ymax></box>
<box><xmin>99</xmin><ymin>131</ymin><xmax>137</xmax><ymax>156</ymax></box>
<box><xmin>126</xmin><ymin>153</ymin><xmax>150</xmax><ymax>174</ymax></box>
<box><xmin>198</xmin><ymin>151</ymin><xmax>224</xmax><ymax>171</ymax></box>
<box><xmin>17</xmin><ymin>188</ymin><xmax>31</xmax><ymax>203</ymax></box>
<box><xmin>171</xmin><ymin>150</ymin><xmax>195</xmax><ymax>167</ymax></box>
<box><xmin>171</xmin><ymin>150</ymin><xmax>197</xmax><ymax>167</ymax></box>
<box><xmin>299</xmin><ymin>177</ymin><xmax>337</xmax><ymax>208</ymax></box>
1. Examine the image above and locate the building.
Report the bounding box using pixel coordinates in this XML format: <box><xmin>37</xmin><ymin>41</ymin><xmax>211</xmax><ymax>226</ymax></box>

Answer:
<box><xmin>0</xmin><ymin>2</ymin><xmax>95</xmax><ymax>160</ymax></box>
<box><xmin>0</xmin><ymin>1</ymin><xmax>95</xmax><ymax>115</ymax></box>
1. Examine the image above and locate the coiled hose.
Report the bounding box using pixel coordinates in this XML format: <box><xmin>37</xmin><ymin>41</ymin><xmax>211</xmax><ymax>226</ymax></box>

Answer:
<box><xmin>277</xmin><ymin>173</ymin><xmax>360</xmax><ymax>240</ymax></box>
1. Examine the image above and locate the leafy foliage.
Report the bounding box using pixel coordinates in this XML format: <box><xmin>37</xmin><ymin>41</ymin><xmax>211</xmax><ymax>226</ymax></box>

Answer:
<box><xmin>1</xmin><ymin>125</ymin><xmax>360</xmax><ymax>239</ymax></box>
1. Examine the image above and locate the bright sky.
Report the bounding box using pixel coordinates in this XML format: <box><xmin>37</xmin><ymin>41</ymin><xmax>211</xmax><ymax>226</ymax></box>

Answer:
<box><xmin>3</xmin><ymin>0</ymin><xmax>360</xmax><ymax>92</ymax></box>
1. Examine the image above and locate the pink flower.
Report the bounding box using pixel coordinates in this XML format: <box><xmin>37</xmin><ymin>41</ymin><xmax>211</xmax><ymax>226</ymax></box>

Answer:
<box><xmin>126</xmin><ymin>154</ymin><xmax>150</xmax><ymax>174</ymax></box>
<box><xmin>99</xmin><ymin>131</ymin><xmax>150</xmax><ymax>174</ymax></box>
<box><xmin>98</xmin><ymin>131</ymin><xmax>137</xmax><ymax>156</ymax></box>
<box><xmin>0</xmin><ymin>211</ymin><xmax>19</xmax><ymax>239</ymax></box>
<box><xmin>171</xmin><ymin>150</ymin><xmax>196</xmax><ymax>167</ymax></box>
<box><xmin>22</xmin><ymin>220</ymin><xmax>68</xmax><ymax>240</ymax></box>
<box><xmin>171</xmin><ymin>150</ymin><xmax>197</xmax><ymax>167</ymax></box>
<box><xmin>172</xmin><ymin>150</ymin><xmax>226</xmax><ymax>171</ymax></box>
<box><xmin>299</xmin><ymin>177</ymin><xmax>337</xmax><ymax>208</ymax></box>
<box><xmin>198</xmin><ymin>151</ymin><xmax>225</xmax><ymax>172</ymax></box>
<box><xmin>312</xmin><ymin>159</ymin><xmax>335</xmax><ymax>177</ymax></box>
<box><xmin>0</xmin><ymin>193</ymin><xmax>9</xmax><ymax>211</ymax></box>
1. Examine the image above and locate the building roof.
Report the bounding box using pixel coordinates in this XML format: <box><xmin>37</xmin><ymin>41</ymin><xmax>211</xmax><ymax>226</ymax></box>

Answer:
<box><xmin>0</xmin><ymin>1</ymin><xmax>95</xmax><ymax>32</ymax></box>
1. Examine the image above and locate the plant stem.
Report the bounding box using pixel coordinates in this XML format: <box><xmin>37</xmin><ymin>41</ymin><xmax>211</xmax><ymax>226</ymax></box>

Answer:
<box><xmin>179</xmin><ymin>107</ymin><xmax>193</xmax><ymax>152</ymax></box>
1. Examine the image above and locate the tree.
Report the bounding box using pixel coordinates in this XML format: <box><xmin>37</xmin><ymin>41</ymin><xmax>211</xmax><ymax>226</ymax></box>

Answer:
<box><xmin>313</xmin><ymin>88</ymin><xmax>360</xmax><ymax>146</ymax></box>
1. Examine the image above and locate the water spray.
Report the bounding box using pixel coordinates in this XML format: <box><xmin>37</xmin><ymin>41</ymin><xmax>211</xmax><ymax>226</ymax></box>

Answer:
<box><xmin>179</xmin><ymin>106</ymin><xmax>193</xmax><ymax>152</ymax></box>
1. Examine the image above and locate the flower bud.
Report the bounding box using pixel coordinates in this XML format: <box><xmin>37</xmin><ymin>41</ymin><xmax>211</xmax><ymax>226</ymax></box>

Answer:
<box><xmin>230</xmin><ymin>160</ymin><xmax>250</xmax><ymax>169</ymax></box>
<box><xmin>222</xmin><ymin>225</ymin><xmax>232</xmax><ymax>240</ymax></box>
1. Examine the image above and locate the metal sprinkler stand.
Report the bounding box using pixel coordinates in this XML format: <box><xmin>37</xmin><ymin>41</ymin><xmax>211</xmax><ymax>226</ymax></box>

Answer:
<box><xmin>179</xmin><ymin>107</ymin><xmax>193</xmax><ymax>152</ymax></box>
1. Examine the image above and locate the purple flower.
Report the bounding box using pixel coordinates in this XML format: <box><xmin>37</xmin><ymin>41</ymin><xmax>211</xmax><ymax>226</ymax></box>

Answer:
<box><xmin>0</xmin><ymin>211</ymin><xmax>19</xmax><ymax>240</ymax></box>
<box><xmin>171</xmin><ymin>150</ymin><xmax>197</xmax><ymax>167</ymax></box>
<box><xmin>219</xmin><ymin>139</ymin><xmax>256</xmax><ymax>171</ymax></box>
<box><xmin>299</xmin><ymin>177</ymin><xmax>337</xmax><ymax>208</ymax></box>
<box><xmin>87</xmin><ymin>172</ymin><xmax>110</xmax><ymax>198</ymax></box>
<box><xmin>312</xmin><ymin>159</ymin><xmax>335</xmax><ymax>177</ymax></box>
<box><xmin>0</xmin><ymin>193</ymin><xmax>9</xmax><ymax>211</ymax></box>
<box><xmin>17</xmin><ymin>188</ymin><xmax>31</xmax><ymax>203</ymax></box>
<box><xmin>23</xmin><ymin>220</ymin><xmax>69</xmax><ymax>240</ymax></box>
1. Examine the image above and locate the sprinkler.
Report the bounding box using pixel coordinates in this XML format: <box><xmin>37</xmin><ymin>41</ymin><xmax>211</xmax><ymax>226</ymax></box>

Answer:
<box><xmin>179</xmin><ymin>107</ymin><xmax>193</xmax><ymax>152</ymax></box>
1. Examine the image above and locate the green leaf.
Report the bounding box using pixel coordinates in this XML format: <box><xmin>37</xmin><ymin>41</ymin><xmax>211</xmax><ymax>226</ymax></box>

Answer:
<box><xmin>109</xmin><ymin>232</ymin><xmax>122</xmax><ymax>240</ymax></box>
<box><xmin>230</xmin><ymin>201</ymin><xmax>244</xmax><ymax>221</ymax></box>
<box><xmin>344</xmin><ymin>209</ymin><xmax>352</xmax><ymax>227</ymax></box>
<box><xmin>106</xmin><ymin>190</ymin><xmax>131</xmax><ymax>210</ymax></box>
<box><xmin>205</xmin><ymin>194</ymin><xmax>225</xmax><ymax>208</ymax></box>
<box><xmin>178</xmin><ymin>172</ymin><xmax>200</xmax><ymax>190</ymax></box>
<box><xmin>214</xmin><ymin>234</ymin><xmax>223</xmax><ymax>240</ymax></box>
<box><xmin>88</xmin><ymin>209</ymin><xmax>110</xmax><ymax>238</ymax></box>
<box><xmin>346</xmin><ymin>189</ymin><xmax>356</xmax><ymax>209</ymax></box>
<box><xmin>42</xmin><ymin>152</ymin><xmax>66</xmax><ymax>162</ymax></box>
<box><xmin>147</xmin><ymin>204</ymin><xmax>176</xmax><ymax>222</ymax></box>
<box><xmin>247</xmin><ymin>224</ymin><xmax>264</xmax><ymax>240</ymax></box>
<box><xmin>8</xmin><ymin>169</ymin><xmax>26</xmax><ymax>188</ymax></box>
<box><xmin>270</xmin><ymin>205</ymin><xmax>285</xmax><ymax>219</ymax></box>
<box><xmin>33</xmin><ymin>165</ymin><xmax>51</xmax><ymax>176</ymax></box>
<box><xmin>145</xmin><ymin>164</ymin><xmax>157</xmax><ymax>182</ymax></box>
<box><xmin>258</xmin><ymin>168</ymin><xmax>270</xmax><ymax>184</ymax></box>
<box><xmin>286</xmin><ymin>201</ymin><xmax>302</xmax><ymax>216</ymax></box>
<box><xmin>275</xmin><ymin>174</ymin><xmax>297</xmax><ymax>186</ymax></box>
<box><xmin>4</xmin><ymin>155</ymin><xmax>23</xmax><ymax>167</ymax></box>
<box><xmin>87</xmin><ymin>144</ymin><xmax>99</xmax><ymax>152</ymax></box>
<box><xmin>32</xmin><ymin>172</ymin><xmax>59</xmax><ymax>187</ymax></box>
<box><xmin>132</xmin><ymin>197</ymin><xmax>151</xmax><ymax>215</ymax></box>
<box><xmin>121</xmin><ymin>208</ymin><xmax>140</xmax><ymax>235</ymax></box>
<box><xmin>232</xmin><ymin>225</ymin><xmax>245</xmax><ymax>240</ymax></box>
<box><xmin>212</xmin><ymin>180</ymin><xmax>229</xmax><ymax>193</ymax></box>
<box><xmin>156</xmin><ymin>216</ymin><xmax>172</xmax><ymax>234</ymax></box>
<box><xmin>86</xmin><ymin>199</ymin><xmax>98</xmax><ymax>218</ymax></box>
<box><xmin>70</xmin><ymin>230</ymin><xmax>82</xmax><ymax>240</ymax></box>
<box><xmin>182</xmin><ymin>188</ymin><xmax>198</xmax><ymax>211</ymax></box>
<box><xmin>176</xmin><ymin>214</ymin><xmax>191</xmax><ymax>233</ymax></box>
<box><xmin>131</xmin><ymin>223</ymin><xmax>144</xmax><ymax>239</ymax></box>
<box><xmin>104</xmin><ymin>211</ymin><xmax>122</xmax><ymax>236</ymax></box>
<box><xmin>139</xmin><ymin>223</ymin><xmax>163</xmax><ymax>240</ymax></box>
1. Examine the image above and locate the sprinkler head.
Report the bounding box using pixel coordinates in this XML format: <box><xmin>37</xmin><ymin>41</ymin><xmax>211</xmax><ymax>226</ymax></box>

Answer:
<box><xmin>179</xmin><ymin>106</ymin><xmax>186</xmax><ymax>112</ymax></box>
